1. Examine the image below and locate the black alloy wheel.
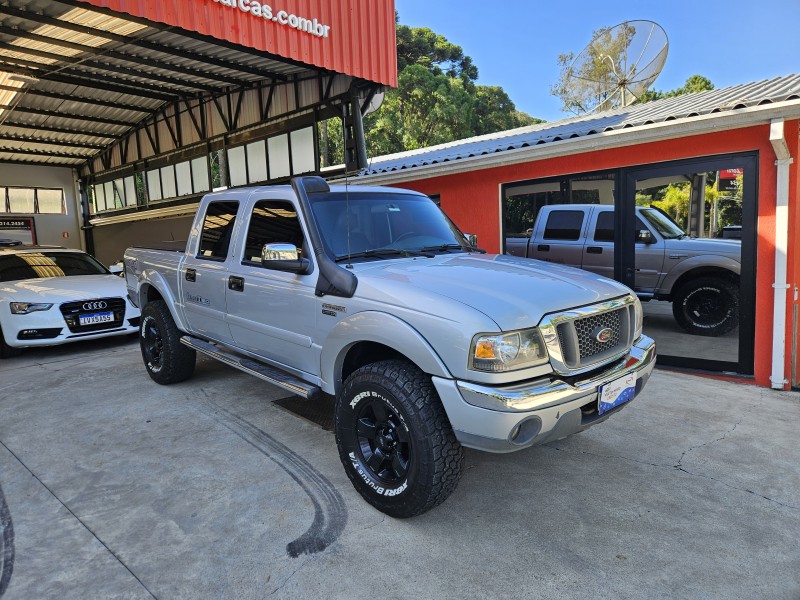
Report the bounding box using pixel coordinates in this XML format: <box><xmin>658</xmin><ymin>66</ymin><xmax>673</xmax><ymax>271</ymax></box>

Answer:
<box><xmin>139</xmin><ymin>300</ymin><xmax>196</xmax><ymax>384</ymax></box>
<box><xmin>354</xmin><ymin>396</ymin><xmax>411</xmax><ymax>486</ymax></box>
<box><xmin>672</xmin><ymin>276</ymin><xmax>739</xmax><ymax>337</ymax></box>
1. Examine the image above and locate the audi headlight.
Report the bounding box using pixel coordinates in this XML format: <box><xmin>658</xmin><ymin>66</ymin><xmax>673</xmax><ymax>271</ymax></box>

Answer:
<box><xmin>10</xmin><ymin>302</ymin><xmax>54</xmax><ymax>314</ymax></box>
<box><xmin>469</xmin><ymin>328</ymin><xmax>548</xmax><ymax>372</ymax></box>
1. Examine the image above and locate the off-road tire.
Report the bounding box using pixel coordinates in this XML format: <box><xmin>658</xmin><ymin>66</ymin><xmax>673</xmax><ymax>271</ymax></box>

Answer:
<box><xmin>140</xmin><ymin>300</ymin><xmax>195</xmax><ymax>384</ymax></box>
<box><xmin>672</xmin><ymin>276</ymin><xmax>739</xmax><ymax>337</ymax></box>
<box><xmin>335</xmin><ymin>359</ymin><xmax>464</xmax><ymax>518</ymax></box>
<box><xmin>0</xmin><ymin>325</ymin><xmax>22</xmax><ymax>359</ymax></box>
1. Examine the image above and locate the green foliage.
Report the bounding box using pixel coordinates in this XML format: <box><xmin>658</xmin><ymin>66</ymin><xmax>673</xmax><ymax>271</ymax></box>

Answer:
<box><xmin>364</xmin><ymin>21</ymin><xmax>543</xmax><ymax>156</ymax></box>
<box><xmin>636</xmin><ymin>74</ymin><xmax>715</xmax><ymax>103</ymax></box>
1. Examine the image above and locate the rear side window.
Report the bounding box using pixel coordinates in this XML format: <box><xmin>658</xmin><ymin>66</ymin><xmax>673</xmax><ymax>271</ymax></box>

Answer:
<box><xmin>198</xmin><ymin>201</ymin><xmax>239</xmax><ymax>259</ymax></box>
<box><xmin>543</xmin><ymin>210</ymin><xmax>584</xmax><ymax>241</ymax></box>
<box><xmin>593</xmin><ymin>211</ymin><xmax>614</xmax><ymax>242</ymax></box>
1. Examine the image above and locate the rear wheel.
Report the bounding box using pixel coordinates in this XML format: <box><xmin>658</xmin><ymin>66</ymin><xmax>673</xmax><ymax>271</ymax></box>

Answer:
<box><xmin>335</xmin><ymin>360</ymin><xmax>464</xmax><ymax>518</ymax></box>
<box><xmin>672</xmin><ymin>276</ymin><xmax>739</xmax><ymax>337</ymax></box>
<box><xmin>140</xmin><ymin>300</ymin><xmax>195</xmax><ymax>384</ymax></box>
<box><xmin>0</xmin><ymin>325</ymin><xmax>22</xmax><ymax>359</ymax></box>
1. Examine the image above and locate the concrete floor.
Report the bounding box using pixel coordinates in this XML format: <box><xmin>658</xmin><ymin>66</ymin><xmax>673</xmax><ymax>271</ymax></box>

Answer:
<box><xmin>0</xmin><ymin>336</ymin><xmax>798</xmax><ymax>599</ymax></box>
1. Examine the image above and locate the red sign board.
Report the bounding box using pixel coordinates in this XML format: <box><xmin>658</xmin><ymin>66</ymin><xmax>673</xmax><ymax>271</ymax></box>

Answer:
<box><xmin>76</xmin><ymin>0</ymin><xmax>398</xmax><ymax>87</ymax></box>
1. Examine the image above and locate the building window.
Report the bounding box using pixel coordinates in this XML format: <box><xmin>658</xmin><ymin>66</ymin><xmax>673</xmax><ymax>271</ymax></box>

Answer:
<box><xmin>0</xmin><ymin>187</ymin><xmax>66</xmax><ymax>215</ymax></box>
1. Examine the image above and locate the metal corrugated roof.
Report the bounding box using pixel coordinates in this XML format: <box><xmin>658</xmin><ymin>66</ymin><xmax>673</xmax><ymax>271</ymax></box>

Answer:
<box><xmin>362</xmin><ymin>74</ymin><xmax>800</xmax><ymax>176</ymax></box>
<box><xmin>0</xmin><ymin>0</ymin><xmax>354</xmax><ymax>167</ymax></box>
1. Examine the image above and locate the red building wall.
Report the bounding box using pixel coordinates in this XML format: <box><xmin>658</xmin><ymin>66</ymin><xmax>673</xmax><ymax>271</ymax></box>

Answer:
<box><xmin>391</xmin><ymin>124</ymin><xmax>797</xmax><ymax>388</ymax></box>
<box><xmin>76</xmin><ymin>0</ymin><xmax>398</xmax><ymax>86</ymax></box>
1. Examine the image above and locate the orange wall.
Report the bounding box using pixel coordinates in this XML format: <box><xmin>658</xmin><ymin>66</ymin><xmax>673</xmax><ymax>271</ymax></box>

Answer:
<box><xmin>392</xmin><ymin>124</ymin><xmax>796</xmax><ymax>388</ymax></box>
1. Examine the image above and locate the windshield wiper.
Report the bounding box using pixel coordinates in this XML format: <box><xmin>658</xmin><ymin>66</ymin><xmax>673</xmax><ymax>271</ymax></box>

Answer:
<box><xmin>420</xmin><ymin>243</ymin><xmax>486</xmax><ymax>254</ymax></box>
<box><xmin>334</xmin><ymin>248</ymin><xmax>434</xmax><ymax>262</ymax></box>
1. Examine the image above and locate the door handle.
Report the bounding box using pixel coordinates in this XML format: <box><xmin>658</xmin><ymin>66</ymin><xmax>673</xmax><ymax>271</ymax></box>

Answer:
<box><xmin>537</xmin><ymin>244</ymin><xmax>550</xmax><ymax>252</ymax></box>
<box><xmin>185</xmin><ymin>268</ymin><xmax>196</xmax><ymax>282</ymax></box>
<box><xmin>586</xmin><ymin>246</ymin><xmax>603</xmax><ymax>254</ymax></box>
<box><xmin>228</xmin><ymin>276</ymin><xmax>244</xmax><ymax>292</ymax></box>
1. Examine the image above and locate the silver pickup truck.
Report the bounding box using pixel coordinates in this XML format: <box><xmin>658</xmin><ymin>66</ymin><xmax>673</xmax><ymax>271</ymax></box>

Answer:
<box><xmin>124</xmin><ymin>177</ymin><xmax>656</xmax><ymax>518</ymax></box>
<box><xmin>506</xmin><ymin>204</ymin><xmax>742</xmax><ymax>337</ymax></box>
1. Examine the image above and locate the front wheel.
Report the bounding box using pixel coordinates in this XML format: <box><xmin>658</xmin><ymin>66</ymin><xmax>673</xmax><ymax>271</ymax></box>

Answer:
<box><xmin>672</xmin><ymin>277</ymin><xmax>739</xmax><ymax>337</ymax></box>
<box><xmin>335</xmin><ymin>360</ymin><xmax>464</xmax><ymax>518</ymax></box>
<box><xmin>140</xmin><ymin>300</ymin><xmax>196</xmax><ymax>384</ymax></box>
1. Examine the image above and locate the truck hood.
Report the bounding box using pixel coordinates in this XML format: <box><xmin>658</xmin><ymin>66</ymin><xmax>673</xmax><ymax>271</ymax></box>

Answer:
<box><xmin>664</xmin><ymin>237</ymin><xmax>741</xmax><ymax>258</ymax></box>
<box><xmin>0</xmin><ymin>274</ymin><xmax>130</xmax><ymax>303</ymax></box>
<box><xmin>354</xmin><ymin>253</ymin><xmax>632</xmax><ymax>331</ymax></box>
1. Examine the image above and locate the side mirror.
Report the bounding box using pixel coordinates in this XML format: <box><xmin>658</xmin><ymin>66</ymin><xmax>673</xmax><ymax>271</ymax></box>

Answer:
<box><xmin>464</xmin><ymin>233</ymin><xmax>478</xmax><ymax>247</ymax></box>
<box><xmin>108</xmin><ymin>263</ymin><xmax>124</xmax><ymax>276</ymax></box>
<box><xmin>636</xmin><ymin>230</ymin><xmax>656</xmax><ymax>244</ymax></box>
<box><xmin>261</xmin><ymin>243</ymin><xmax>311</xmax><ymax>274</ymax></box>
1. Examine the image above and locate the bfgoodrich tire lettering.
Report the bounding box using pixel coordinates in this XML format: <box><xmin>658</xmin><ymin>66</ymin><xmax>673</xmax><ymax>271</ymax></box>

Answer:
<box><xmin>140</xmin><ymin>300</ymin><xmax>196</xmax><ymax>384</ymax></box>
<box><xmin>335</xmin><ymin>359</ymin><xmax>463</xmax><ymax>518</ymax></box>
<box><xmin>672</xmin><ymin>276</ymin><xmax>739</xmax><ymax>337</ymax></box>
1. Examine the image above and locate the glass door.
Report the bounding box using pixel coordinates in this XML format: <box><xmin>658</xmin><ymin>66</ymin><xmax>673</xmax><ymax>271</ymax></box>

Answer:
<box><xmin>621</xmin><ymin>154</ymin><xmax>757</xmax><ymax>373</ymax></box>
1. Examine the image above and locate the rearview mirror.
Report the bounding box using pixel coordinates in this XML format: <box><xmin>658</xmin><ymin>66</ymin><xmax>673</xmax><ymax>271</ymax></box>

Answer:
<box><xmin>636</xmin><ymin>230</ymin><xmax>655</xmax><ymax>244</ymax></box>
<box><xmin>261</xmin><ymin>243</ymin><xmax>311</xmax><ymax>274</ymax></box>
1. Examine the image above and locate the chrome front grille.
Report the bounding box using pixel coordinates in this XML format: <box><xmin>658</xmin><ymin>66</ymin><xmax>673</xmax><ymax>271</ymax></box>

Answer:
<box><xmin>540</xmin><ymin>296</ymin><xmax>637</xmax><ymax>375</ymax></box>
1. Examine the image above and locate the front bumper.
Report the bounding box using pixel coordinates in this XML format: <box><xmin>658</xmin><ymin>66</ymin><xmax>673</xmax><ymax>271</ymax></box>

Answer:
<box><xmin>432</xmin><ymin>335</ymin><xmax>656</xmax><ymax>453</ymax></box>
<box><xmin>1</xmin><ymin>300</ymin><xmax>141</xmax><ymax>349</ymax></box>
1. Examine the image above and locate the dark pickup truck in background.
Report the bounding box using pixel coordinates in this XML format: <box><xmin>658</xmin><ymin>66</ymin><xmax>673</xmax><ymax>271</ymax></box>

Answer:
<box><xmin>506</xmin><ymin>204</ymin><xmax>742</xmax><ymax>337</ymax></box>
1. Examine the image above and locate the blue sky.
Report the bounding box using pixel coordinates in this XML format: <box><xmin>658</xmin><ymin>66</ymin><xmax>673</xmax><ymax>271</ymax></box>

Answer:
<box><xmin>394</xmin><ymin>0</ymin><xmax>800</xmax><ymax>122</ymax></box>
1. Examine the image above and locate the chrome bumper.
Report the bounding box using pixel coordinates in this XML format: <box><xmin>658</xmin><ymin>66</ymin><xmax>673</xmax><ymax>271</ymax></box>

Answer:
<box><xmin>432</xmin><ymin>335</ymin><xmax>656</xmax><ymax>453</ymax></box>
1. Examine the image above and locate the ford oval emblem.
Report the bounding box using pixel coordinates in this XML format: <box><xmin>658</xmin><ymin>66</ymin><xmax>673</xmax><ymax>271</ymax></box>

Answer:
<box><xmin>594</xmin><ymin>327</ymin><xmax>613</xmax><ymax>343</ymax></box>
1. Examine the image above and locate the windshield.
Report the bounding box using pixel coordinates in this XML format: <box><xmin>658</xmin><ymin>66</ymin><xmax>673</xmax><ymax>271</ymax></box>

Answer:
<box><xmin>309</xmin><ymin>192</ymin><xmax>470</xmax><ymax>260</ymax></box>
<box><xmin>640</xmin><ymin>208</ymin><xmax>686</xmax><ymax>240</ymax></box>
<box><xmin>0</xmin><ymin>252</ymin><xmax>109</xmax><ymax>282</ymax></box>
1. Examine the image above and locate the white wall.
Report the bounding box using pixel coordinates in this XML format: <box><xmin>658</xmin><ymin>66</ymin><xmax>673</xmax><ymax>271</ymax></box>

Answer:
<box><xmin>0</xmin><ymin>164</ymin><xmax>82</xmax><ymax>248</ymax></box>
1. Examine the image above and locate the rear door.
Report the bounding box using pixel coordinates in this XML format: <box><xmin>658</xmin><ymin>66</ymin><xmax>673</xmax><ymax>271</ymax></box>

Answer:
<box><xmin>528</xmin><ymin>207</ymin><xmax>588</xmax><ymax>267</ymax></box>
<box><xmin>180</xmin><ymin>200</ymin><xmax>239</xmax><ymax>344</ymax></box>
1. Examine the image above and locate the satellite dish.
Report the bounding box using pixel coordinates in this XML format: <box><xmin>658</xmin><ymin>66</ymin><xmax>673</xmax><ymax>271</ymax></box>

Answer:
<box><xmin>363</xmin><ymin>90</ymin><xmax>385</xmax><ymax>116</ymax></box>
<box><xmin>561</xmin><ymin>20</ymin><xmax>668</xmax><ymax>113</ymax></box>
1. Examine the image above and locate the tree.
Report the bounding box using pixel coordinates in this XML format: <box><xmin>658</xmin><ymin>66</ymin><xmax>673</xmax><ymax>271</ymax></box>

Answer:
<box><xmin>364</xmin><ymin>20</ymin><xmax>542</xmax><ymax>156</ymax></box>
<box><xmin>636</xmin><ymin>74</ymin><xmax>714</xmax><ymax>103</ymax></box>
<box><xmin>551</xmin><ymin>23</ymin><xmax>638</xmax><ymax>114</ymax></box>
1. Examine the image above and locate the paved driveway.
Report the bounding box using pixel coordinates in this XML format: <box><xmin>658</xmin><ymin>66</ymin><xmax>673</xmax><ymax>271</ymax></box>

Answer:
<box><xmin>0</xmin><ymin>337</ymin><xmax>798</xmax><ymax>599</ymax></box>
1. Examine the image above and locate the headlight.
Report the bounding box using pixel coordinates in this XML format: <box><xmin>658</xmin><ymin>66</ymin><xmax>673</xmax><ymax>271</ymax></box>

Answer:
<box><xmin>469</xmin><ymin>328</ymin><xmax>549</xmax><ymax>372</ymax></box>
<box><xmin>633</xmin><ymin>296</ymin><xmax>643</xmax><ymax>340</ymax></box>
<box><xmin>10</xmin><ymin>302</ymin><xmax>54</xmax><ymax>314</ymax></box>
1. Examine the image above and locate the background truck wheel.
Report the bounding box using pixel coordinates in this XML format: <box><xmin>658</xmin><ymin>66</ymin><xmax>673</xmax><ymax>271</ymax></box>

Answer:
<box><xmin>140</xmin><ymin>300</ymin><xmax>196</xmax><ymax>384</ymax></box>
<box><xmin>335</xmin><ymin>359</ymin><xmax>464</xmax><ymax>518</ymax></box>
<box><xmin>0</xmin><ymin>326</ymin><xmax>22</xmax><ymax>359</ymax></box>
<box><xmin>672</xmin><ymin>276</ymin><xmax>739</xmax><ymax>337</ymax></box>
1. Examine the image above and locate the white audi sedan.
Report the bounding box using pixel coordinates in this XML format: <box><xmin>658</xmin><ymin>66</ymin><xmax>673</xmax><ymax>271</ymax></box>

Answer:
<box><xmin>0</xmin><ymin>245</ymin><xmax>140</xmax><ymax>358</ymax></box>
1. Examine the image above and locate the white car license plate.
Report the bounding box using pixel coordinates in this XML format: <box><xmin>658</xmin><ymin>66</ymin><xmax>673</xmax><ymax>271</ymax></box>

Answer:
<box><xmin>598</xmin><ymin>372</ymin><xmax>637</xmax><ymax>415</ymax></box>
<box><xmin>79</xmin><ymin>312</ymin><xmax>114</xmax><ymax>326</ymax></box>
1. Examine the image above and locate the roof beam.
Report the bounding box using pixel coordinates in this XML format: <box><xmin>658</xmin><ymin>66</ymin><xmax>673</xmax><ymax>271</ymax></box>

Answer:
<box><xmin>0</xmin><ymin>104</ymin><xmax>136</xmax><ymax>127</ymax></box>
<box><xmin>0</xmin><ymin>83</ymin><xmax>151</xmax><ymax>113</ymax></box>
<box><xmin>0</xmin><ymin>40</ymin><xmax>218</xmax><ymax>92</ymax></box>
<box><xmin>0</xmin><ymin>24</ymin><xmax>251</xmax><ymax>87</ymax></box>
<box><xmin>0</xmin><ymin>119</ymin><xmax>120</xmax><ymax>139</ymax></box>
<box><xmin>1</xmin><ymin>4</ymin><xmax>288</xmax><ymax>81</ymax></box>
<box><xmin>0</xmin><ymin>133</ymin><xmax>106</xmax><ymax>150</ymax></box>
<box><xmin>0</xmin><ymin>61</ymin><xmax>181</xmax><ymax>102</ymax></box>
<box><xmin>0</xmin><ymin>156</ymin><xmax>84</xmax><ymax>166</ymax></box>
<box><xmin>0</xmin><ymin>145</ymin><xmax>92</xmax><ymax>159</ymax></box>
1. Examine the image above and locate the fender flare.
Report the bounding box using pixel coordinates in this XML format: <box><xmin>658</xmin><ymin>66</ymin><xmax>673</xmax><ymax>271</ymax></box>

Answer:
<box><xmin>320</xmin><ymin>311</ymin><xmax>452</xmax><ymax>395</ymax></box>
<box><xmin>137</xmin><ymin>269</ymin><xmax>189</xmax><ymax>332</ymax></box>
<box><xmin>659</xmin><ymin>256</ymin><xmax>740</xmax><ymax>296</ymax></box>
